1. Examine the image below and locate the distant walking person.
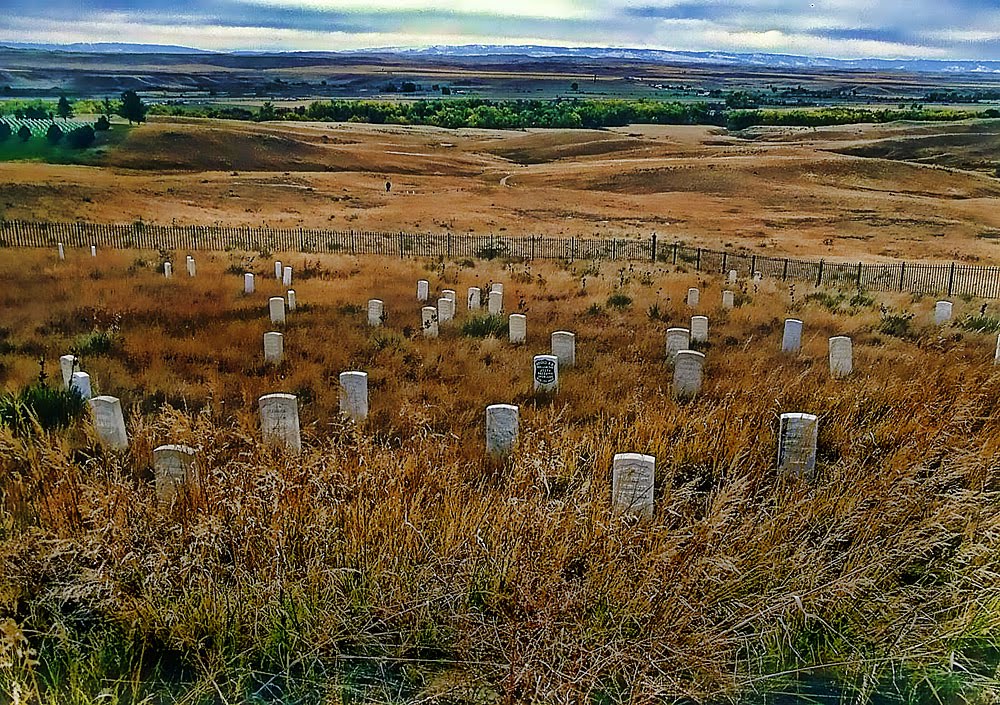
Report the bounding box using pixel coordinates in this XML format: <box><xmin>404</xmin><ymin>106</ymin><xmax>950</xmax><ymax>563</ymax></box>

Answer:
<box><xmin>386</xmin><ymin>181</ymin><xmax>391</xmax><ymax>193</ymax></box>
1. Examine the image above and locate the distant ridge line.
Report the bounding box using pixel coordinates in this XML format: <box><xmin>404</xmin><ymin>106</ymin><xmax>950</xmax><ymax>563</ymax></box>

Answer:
<box><xmin>1</xmin><ymin>219</ymin><xmax>996</xmax><ymax>298</ymax></box>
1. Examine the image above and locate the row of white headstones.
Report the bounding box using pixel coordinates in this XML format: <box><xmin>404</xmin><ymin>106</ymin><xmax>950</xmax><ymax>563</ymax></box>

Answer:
<box><xmin>56</xmin><ymin>250</ymin><xmax>988</xmax><ymax>516</ymax></box>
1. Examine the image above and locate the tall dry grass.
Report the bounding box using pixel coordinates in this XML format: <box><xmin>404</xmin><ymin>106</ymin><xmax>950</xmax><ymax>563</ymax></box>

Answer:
<box><xmin>0</xmin><ymin>248</ymin><xmax>998</xmax><ymax>704</ymax></box>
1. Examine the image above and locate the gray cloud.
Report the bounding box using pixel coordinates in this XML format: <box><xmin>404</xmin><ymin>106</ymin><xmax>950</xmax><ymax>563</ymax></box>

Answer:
<box><xmin>1</xmin><ymin>0</ymin><xmax>998</xmax><ymax>58</ymax></box>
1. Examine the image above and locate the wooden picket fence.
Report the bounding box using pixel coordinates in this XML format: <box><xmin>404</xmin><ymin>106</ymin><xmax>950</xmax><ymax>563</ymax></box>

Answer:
<box><xmin>3</xmin><ymin>219</ymin><xmax>999</xmax><ymax>298</ymax></box>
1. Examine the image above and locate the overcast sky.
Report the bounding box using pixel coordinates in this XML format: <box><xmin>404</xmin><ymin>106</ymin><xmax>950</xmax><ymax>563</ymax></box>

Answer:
<box><xmin>2</xmin><ymin>0</ymin><xmax>1000</xmax><ymax>59</ymax></box>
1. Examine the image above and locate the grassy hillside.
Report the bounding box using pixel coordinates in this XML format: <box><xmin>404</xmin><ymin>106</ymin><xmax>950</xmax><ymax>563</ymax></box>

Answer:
<box><xmin>0</xmin><ymin>249</ymin><xmax>998</xmax><ymax>703</ymax></box>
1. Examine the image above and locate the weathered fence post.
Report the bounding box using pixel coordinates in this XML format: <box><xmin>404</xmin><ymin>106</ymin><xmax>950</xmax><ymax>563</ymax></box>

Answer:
<box><xmin>650</xmin><ymin>233</ymin><xmax>657</xmax><ymax>262</ymax></box>
<box><xmin>948</xmin><ymin>262</ymin><xmax>956</xmax><ymax>296</ymax></box>
<box><xmin>782</xmin><ymin>258</ymin><xmax>789</xmax><ymax>280</ymax></box>
<box><xmin>672</xmin><ymin>242</ymin><xmax>678</xmax><ymax>265</ymax></box>
<box><xmin>531</xmin><ymin>235</ymin><xmax>536</xmax><ymax>261</ymax></box>
<box><xmin>571</xmin><ymin>237</ymin><xmax>576</xmax><ymax>262</ymax></box>
<box><xmin>751</xmin><ymin>254</ymin><xmax>757</xmax><ymax>275</ymax></box>
<box><xmin>721</xmin><ymin>250</ymin><xmax>727</xmax><ymax>272</ymax></box>
<box><xmin>816</xmin><ymin>259</ymin><xmax>824</xmax><ymax>287</ymax></box>
<box><xmin>899</xmin><ymin>261</ymin><xmax>906</xmax><ymax>291</ymax></box>
<box><xmin>857</xmin><ymin>262</ymin><xmax>863</xmax><ymax>291</ymax></box>
<box><xmin>696</xmin><ymin>247</ymin><xmax>702</xmax><ymax>271</ymax></box>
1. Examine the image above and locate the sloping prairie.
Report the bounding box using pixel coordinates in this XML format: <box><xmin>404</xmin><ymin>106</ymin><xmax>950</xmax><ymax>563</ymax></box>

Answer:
<box><xmin>2</xmin><ymin>117</ymin><xmax>1000</xmax><ymax>263</ymax></box>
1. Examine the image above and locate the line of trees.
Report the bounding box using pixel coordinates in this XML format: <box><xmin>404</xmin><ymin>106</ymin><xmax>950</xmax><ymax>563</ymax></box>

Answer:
<box><xmin>151</xmin><ymin>98</ymin><xmax>724</xmax><ymax>128</ymax></box>
<box><xmin>725</xmin><ymin>106</ymin><xmax>999</xmax><ymax>130</ymax></box>
<box><xmin>147</xmin><ymin>97</ymin><xmax>1000</xmax><ymax>131</ymax></box>
<box><xmin>0</xmin><ymin>121</ymin><xmax>98</xmax><ymax>148</ymax></box>
<box><xmin>0</xmin><ymin>91</ymin><xmax>147</xmax><ymax>126</ymax></box>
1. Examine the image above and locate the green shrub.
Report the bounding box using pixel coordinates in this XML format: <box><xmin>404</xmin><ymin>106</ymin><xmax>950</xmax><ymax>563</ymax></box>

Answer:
<box><xmin>75</xmin><ymin>329</ymin><xmax>118</xmax><ymax>355</ymax></box>
<box><xmin>879</xmin><ymin>311</ymin><xmax>915</xmax><ymax>338</ymax></box>
<box><xmin>958</xmin><ymin>315</ymin><xmax>1000</xmax><ymax>333</ymax></box>
<box><xmin>460</xmin><ymin>314</ymin><xmax>506</xmax><ymax>338</ymax></box>
<box><xmin>66</xmin><ymin>125</ymin><xmax>96</xmax><ymax>149</ymax></box>
<box><xmin>476</xmin><ymin>245</ymin><xmax>507</xmax><ymax>260</ymax></box>
<box><xmin>606</xmin><ymin>292</ymin><xmax>632</xmax><ymax>310</ymax></box>
<box><xmin>0</xmin><ymin>383</ymin><xmax>87</xmax><ymax>432</ymax></box>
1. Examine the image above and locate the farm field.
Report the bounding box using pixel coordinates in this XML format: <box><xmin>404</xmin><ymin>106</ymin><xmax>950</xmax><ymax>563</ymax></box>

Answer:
<box><xmin>2</xmin><ymin>117</ymin><xmax>1000</xmax><ymax>264</ymax></box>
<box><xmin>1</xmin><ymin>247</ymin><xmax>999</xmax><ymax>703</ymax></box>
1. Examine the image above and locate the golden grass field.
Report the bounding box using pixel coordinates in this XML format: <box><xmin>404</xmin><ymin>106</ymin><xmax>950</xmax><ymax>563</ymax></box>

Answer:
<box><xmin>1</xmin><ymin>247</ymin><xmax>1000</xmax><ymax>703</ymax></box>
<box><xmin>3</xmin><ymin>117</ymin><xmax>1000</xmax><ymax>264</ymax></box>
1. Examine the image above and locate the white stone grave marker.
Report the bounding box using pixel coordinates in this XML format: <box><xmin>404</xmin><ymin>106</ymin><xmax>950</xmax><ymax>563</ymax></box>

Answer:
<box><xmin>665</xmin><ymin>328</ymin><xmax>689</xmax><ymax>361</ymax></box>
<box><xmin>282</xmin><ymin>266</ymin><xmax>292</xmax><ymax>287</ymax></box>
<box><xmin>153</xmin><ymin>445</ymin><xmax>197</xmax><ymax>503</ymax></box>
<box><xmin>533</xmin><ymin>354</ymin><xmax>558</xmax><ymax>394</ymax></box>
<box><xmin>269</xmin><ymin>297</ymin><xmax>285</xmax><ymax>324</ymax></box>
<box><xmin>488</xmin><ymin>290</ymin><xmax>503</xmax><ymax>315</ymax></box>
<box><xmin>727</xmin><ymin>269</ymin><xmax>737</xmax><ymax>285</ymax></box>
<box><xmin>690</xmin><ymin>316</ymin><xmax>709</xmax><ymax>343</ymax></box>
<box><xmin>829</xmin><ymin>336</ymin><xmax>853</xmax><ymax>378</ymax></box>
<box><xmin>59</xmin><ymin>354</ymin><xmax>77</xmax><ymax>388</ymax></box>
<box><xmin>485</xmin><ymin>404</ymin><xmax>518</xmax><ymax>457</ymax></box>
<box><xmin>58</xmin><ymin>242</ymin><xmax>65</xmax><ymax>260</ymax></box>
<box><xmin>89</xmin><ymin>395</ymin><xmax>128</xmax><ymax>450</ymax></box>
<box><xmin>244</xmin><ymin>273</ymin><xmax>255</xmax><ymax>294</ymax></box>
<box><xmin>442</xmin><ymin>289</ymin><xmax>456</xmax><ymax>303</ymax></box>
<box><xmin>722</xmin><ymin>290</ymin><xmax>734</xmax><ymax>309</ymax></box>
<box><xmin>687</xmin><ymin>287</ymin><xmax>700</xmax><ymax>307</ymax></box>
<box><xmin>421</xmin><ymin>306</ymin><xmax>438</xmax><ymax>338</ymax></box>
<box><xmin>164</xmin><ymin>262</ymin><xmax>172</xmax><ymax>278</ymax></box>
<box><xmin>186</xmin><ymin>257</ymin><xmax>196</xmax><ymax>277</ymax></box>
<box><xmin>551</xmin><ymin>331</ymin><xmax>576</xmax><ymax>367</ymax></box>
<box><xmin>258</xmin><ymin>393</ymin><xmax>301</xmax><ymax>453</ymax></box>
<box><xmin>782</xmin><ymin>319</ymin><xmax>803</xmax><ymax>353</ymax></box>
<box><xmin>417</xmin><ymin>279</ymin><xmax>430</xmax><ymax>302</ymax></box>
<box><xmin>438</xmin><ymin>297</ymin><xmax>455</xmax><ymax>324</ymax></box>
<box><xmin>612</xmin><ymin>453</ymin><xmax>655</xmax><ymax>520</ymax></box>
<box><xmin>491</xmin><ymin>283</ymin><xmax>503</xmax><ymax>295</ymax></box>
<box><xmin>274</xmin><ymin>260</ymin><xmax>283</xmax><ymax>279</ymax></box>
<box><xmin>777</xmin><ymin>412</ymin><xmax>818</xmax><ymax>478</ymax></box>
<box><xmin>673</xmin><ymin>350</ymin><xmax>705</xmax><ymax>398</ymax></box>
<box><xmin>368</xmin><ymin>299</ymin><xmax>384</xmax><ymax>327</ymax></box>
<box><xmin>263</xmin><ymin>332</ymin><xmax>283</xmax><ymax>363</ymax></box>
<box><xmin>339</xmin><ymin>371</ymin><xmax>369</xmax><ymax>422</ymax></box>
<box><xmin>70</xmin><ymin>371</ymin><xmax>92</xmax><ymax>400</ymax></box>
<box><xmin>934</xmin><ymin>300</ymin><xmax>953</xmax><ymax>325</ymax></box>
<box><xmin>287</xmin><ymin>290</ymin><xmax>296</xmax><ymax>312</ymax></box>
<box><xmin>509</xmin><ymin>314</ymin><xmax>526</xmax><ymax>344</ymax></box>
<box><xmin>467</xmin><ymin>287</ymin><xmax>481</xmax><ymax>310</ymax></box>
<box><xmin>90</xmin><ymin>245</ymin><xmax>97</xmax><ymax>257</ymax></box>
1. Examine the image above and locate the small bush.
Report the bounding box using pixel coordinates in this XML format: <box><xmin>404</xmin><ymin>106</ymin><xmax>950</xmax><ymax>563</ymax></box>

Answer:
<box><xmin>75</xmin><ymin>329</ymin><xmax>118</xmax><ymax>355</ymax></box>
<box><xmin>45</xmin><ymin>123</ymin><xmax>63</xmax><ymax>145</ymax></box>
<box><xmin>805</xmin><ymin>290</ymin><xmax>847</xmax><ymax>313</ymax></box>
<box><xmin>850</xmin><ymin>290</ymin><xmax>876</xmax><ymax>308</ymax></box>
<box><xmin>0</xmin><ymin>383</ymin><xmax>86</xmax><ymax>432</ymax></box>
<box><xmin>607</xmin><ymin>292</ymin><xmax>632</xmax><ymax>310</ymax></box>
<box><xmin>879</xmin><ymin>311</ymin><xmax>915</xmax><ymax>338</ymax></box>
<box><xmin>461</xmin><ymin>314</ymin><xmax>506</xmax><ymax>338</ymax></box>
<box><xmin>806</xmin><ymin>289</ymin><xmax>876</xmax><ymax>313</ymax></box>
<box><xmin>66</xmin><ymin>125</ymin><xmax>96</xmax><ymax>149</ymax></box>
<box><xmin>476</xmin><ymin>245</ymin><xmax>507</xmax><ymax>260</ymax></box>
<box><xmin>958</xmin><ymin>315</ymin><xmax>1000</xmax><ymax>333</ymax></box>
